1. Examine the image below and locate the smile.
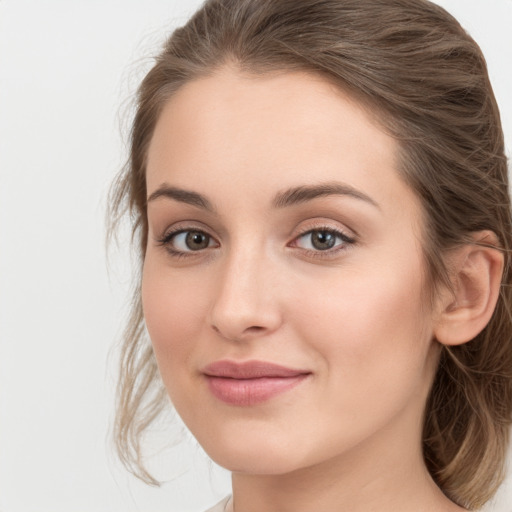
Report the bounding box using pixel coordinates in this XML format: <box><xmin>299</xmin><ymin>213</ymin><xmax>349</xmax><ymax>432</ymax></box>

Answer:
<box><xmin>202</xmin><ymin>360</ymin><xmax>311</xmax><ymax>406</ymax></box>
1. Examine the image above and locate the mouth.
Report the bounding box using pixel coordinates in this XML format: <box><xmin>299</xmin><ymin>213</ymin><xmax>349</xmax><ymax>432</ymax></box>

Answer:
<box><xmin>202</xmin><ymin>360</ymin><xmax>311</xmax><ymax>406</ymax></box>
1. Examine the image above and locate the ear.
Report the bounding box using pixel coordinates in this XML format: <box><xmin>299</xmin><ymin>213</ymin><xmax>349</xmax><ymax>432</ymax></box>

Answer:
<box><xmin>434</xmin><ymin>231</ymin><xmax>504</xmax><ymax>346</ymax></box>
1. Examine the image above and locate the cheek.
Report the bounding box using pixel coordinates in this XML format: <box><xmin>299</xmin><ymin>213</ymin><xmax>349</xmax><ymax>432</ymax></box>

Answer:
<box><xmin>295</xmin><ymin>258</ymin><xmax>433</xmax><ymax>393</ymax></box>
<box><xmin>297</xmin><ymin>273</ymin><xmax>434</xmax><ymax>453</ymax></box>
<box><xmin>141</xmin><ymin>259</ymin><xmax>209</xmax><ymax>373</ymax></box>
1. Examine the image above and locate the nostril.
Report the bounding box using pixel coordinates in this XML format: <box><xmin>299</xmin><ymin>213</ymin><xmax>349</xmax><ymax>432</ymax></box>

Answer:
<box><xmin>211</xmin><ymin>323</ymin><xmax>267</xmax><ymax>341</ymax></box>
<box><xmin>246</xmin><ymin>325</ymin><xmax>265</xmax><ymax>333</ymax></box>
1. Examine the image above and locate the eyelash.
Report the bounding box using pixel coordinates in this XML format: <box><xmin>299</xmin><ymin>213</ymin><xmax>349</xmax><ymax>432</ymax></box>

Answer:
<box><xmin>290</xmin><ymin>227</ymin><xmax>356</xmax><ymax>258</ymax></box>
<box><xmin>156</xmin><ymin>225</ymin><xmax>356</xmax><ymax>259</ymax></box>
<box><xmin>156</xmin><ymin>227</ymin><xmax>218</xmax><ymax>259</ymax></box>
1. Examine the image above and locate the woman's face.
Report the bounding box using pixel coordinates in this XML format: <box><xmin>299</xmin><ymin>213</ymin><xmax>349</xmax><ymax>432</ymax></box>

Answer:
<box><xmin>142</xmin><ymin>68</ymin><xmax>441</xmax><ymax>475</ymax></box>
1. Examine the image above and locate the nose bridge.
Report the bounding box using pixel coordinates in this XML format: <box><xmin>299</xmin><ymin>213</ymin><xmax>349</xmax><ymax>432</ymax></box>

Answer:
<box><xmin>209</xmin><ymin>239</ymin><xmax>281</xmax><ymax>340</ymax></box>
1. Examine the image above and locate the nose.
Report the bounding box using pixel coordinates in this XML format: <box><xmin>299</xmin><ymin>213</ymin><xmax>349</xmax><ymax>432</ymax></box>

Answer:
<box><xmin>208</xmin><ymin>247</ymin><xmax>283</xmax><ymax>342</ymax></box>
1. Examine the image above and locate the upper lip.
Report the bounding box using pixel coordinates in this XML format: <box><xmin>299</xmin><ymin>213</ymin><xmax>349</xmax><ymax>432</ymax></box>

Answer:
<box><xmin>202</xmin><ymin>360</ymin><xmax>310</xmax><ymax>379</ymax></box>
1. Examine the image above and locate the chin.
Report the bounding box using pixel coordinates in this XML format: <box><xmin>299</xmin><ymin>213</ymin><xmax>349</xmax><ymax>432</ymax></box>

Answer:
<box><xmin>195</xmin><ymin>422</ymin><xmax>309</xmax><ymax>475</ymax></box>
<box><xmin>209</xmin><ymin>449</ymin><xmax>304</xmax><ymax>476</ymax></box>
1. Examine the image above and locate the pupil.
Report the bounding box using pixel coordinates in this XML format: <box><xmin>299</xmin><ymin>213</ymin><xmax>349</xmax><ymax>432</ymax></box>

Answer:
<box><xmin>186</xmin><ymin>231</ymin><xmax>209</xmax><ymax>250</ymax></box>
<box><xmin>312</xmin><ymin>231</ymin><xmax>335</xmax><ymax>250</ymax></box>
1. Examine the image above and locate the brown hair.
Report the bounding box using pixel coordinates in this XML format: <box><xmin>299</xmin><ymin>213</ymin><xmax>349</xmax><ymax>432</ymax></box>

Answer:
<box><xmin>109</xmin><ymin>0</ymin><xmax>512</xmax><ymax>508</ymax></box>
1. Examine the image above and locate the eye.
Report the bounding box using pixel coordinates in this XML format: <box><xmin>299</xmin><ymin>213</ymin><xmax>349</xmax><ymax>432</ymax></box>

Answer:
<box><xmin>293</xmin><ymin>228</ymin><xmax>354</xmax><ymax>252</ymax></box>
<box><xmin>159</xmin><ymin>229</ymin><xmax>218</xmax><ymax>254</ymax></box>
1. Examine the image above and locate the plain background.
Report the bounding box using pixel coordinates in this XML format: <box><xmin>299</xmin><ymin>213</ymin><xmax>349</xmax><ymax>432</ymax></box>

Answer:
<box><xmin>0</xmin><ymin>1</ymin><xmax>511</xmax><ymax>511</ymax></box>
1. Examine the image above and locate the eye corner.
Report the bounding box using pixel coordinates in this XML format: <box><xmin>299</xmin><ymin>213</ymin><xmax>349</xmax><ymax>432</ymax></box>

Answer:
<box><xmin>155</xmin><ymin>226</ymin><xmax>220</xmax><ymax>259</ymax></box>
<box><xmin>290</xmin><ymin>226</ymin><xmax>357</xmax><ymax>257</ymax></box>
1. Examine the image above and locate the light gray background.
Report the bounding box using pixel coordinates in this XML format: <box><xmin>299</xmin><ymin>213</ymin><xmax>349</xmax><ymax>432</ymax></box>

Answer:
<box><xmin>0</xmin><ymin>1</ymin><xmax>511</xmax><ymax>511</ymax></box>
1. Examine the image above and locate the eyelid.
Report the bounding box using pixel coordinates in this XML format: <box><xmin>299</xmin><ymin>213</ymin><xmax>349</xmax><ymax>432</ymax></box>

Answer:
<box><xmin>292</xmin><ymin>228</ymin><xmax>354</xmax><ymax>246</ymax></box>
<box><xmin>156</xmin><ymin>220</ymin><xmax>215</xmax><ymax>242</ymax></box>
<box><xmin>288</xmin><ymin>223</ymin><xmax>357</xmax><ymax>257</ymax></box>
<box><xmin>291</xmin><ymin>219</ymin><xmax>356</xmax><ymax>242</ymax></box>
<box><xmin>154</xmin><ymin>220</ymin><xmax>356</xmax><ymax>260</ymax></box>
<box><xmin>155</xmin><ymin>223</ymin><xmax>220</xmax><ymax>257</ymax></box>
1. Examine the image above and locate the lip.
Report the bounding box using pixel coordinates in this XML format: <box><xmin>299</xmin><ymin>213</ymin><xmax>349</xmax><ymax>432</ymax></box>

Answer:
<box><xmin>202</xmin><ymin>360</ymin><xmax>311</xmax><ymax>406</ymax></box>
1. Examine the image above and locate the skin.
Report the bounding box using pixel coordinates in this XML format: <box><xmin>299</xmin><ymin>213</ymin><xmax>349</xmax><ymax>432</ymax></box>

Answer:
<box><xmin>142</xmin><ymin>68</ymin><xmax>467</xmax><ymax>512</ymax></box>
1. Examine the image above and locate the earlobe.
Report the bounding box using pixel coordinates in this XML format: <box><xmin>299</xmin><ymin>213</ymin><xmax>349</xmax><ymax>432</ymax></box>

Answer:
<box><xmin>434</xmin><ymin>231</ymin><xmax>504</xmax><ymax>346</ymax></box>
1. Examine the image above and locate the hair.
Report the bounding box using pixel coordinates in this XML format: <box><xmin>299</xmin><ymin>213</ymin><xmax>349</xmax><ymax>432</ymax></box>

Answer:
<box><xmin>109</xmin><ymin>0</ymin><xmax>512</xmax><ymax>508</ymax></box>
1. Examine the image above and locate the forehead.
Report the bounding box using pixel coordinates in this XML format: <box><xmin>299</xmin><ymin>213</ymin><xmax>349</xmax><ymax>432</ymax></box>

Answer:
<box><xmin>146</xmin><ymin>67</ymin><xmax>418</xmax><ymax>221</ymax></box>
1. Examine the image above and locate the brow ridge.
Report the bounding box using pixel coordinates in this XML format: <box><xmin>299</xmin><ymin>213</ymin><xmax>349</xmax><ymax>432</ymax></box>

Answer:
<box><xmin>147</xmin><ymin>184</ymin><xmax>214</xmax><ymax>211</ymax></box>
<box><xmin>147</xmin><ymin>181</ymin><xmax>378</xmax><ymax>212</ymax></box>
<box><xmin>272</xmin><ymin>182</ymin><xmax>379</xmax><ymax>209</ymax></box>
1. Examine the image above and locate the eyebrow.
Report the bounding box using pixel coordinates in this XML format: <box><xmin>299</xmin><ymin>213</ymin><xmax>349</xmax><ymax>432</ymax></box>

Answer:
<box><xmin>147</xmin><ymin>184</ymin><xmax>215</xmax><ymax>212</ymax></box>
<box><xmin>146</xmin><ymin>181</ymin><xmax>379</xmax><ymax>212</ymax></box>
<box><xmin>272</xmin><ymin>182</ymin><xmax>380</xmax><ymax>209</ymax></box>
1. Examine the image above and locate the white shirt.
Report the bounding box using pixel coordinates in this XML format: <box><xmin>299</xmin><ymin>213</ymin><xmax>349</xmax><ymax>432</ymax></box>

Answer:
<box><xmin>204</xmin><ymin>496</ymin><xmax>231</xmax><ymax>512</ymax></box>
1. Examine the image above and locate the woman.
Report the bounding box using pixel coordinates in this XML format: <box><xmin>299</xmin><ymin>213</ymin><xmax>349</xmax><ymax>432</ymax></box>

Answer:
<box><xmin>109</xmin><ymin>0</ymin><xmax>512</xmax><ymax>510</ymax></box>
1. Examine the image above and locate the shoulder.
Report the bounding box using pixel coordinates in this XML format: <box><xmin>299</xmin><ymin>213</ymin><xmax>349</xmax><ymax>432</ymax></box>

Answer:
<box><xmin>203</xmin><ymin>496</ymin><xmax>231</xmax><ymax>512</ymax></box>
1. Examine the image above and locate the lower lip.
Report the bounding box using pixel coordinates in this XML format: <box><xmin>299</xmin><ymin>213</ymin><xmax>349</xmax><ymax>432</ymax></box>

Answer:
<box><xmin>205</xmin><ymin>374</ymin><xmax>309</xmax><ymax>406</ymax></box>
